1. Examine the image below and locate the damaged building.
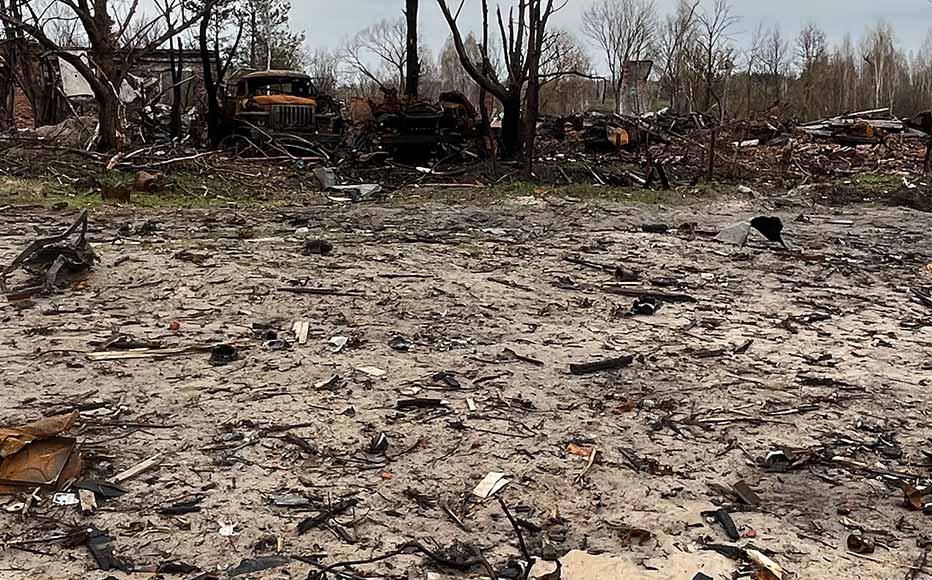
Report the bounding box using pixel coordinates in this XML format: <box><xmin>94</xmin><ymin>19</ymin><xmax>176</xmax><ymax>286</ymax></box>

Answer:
<box><xmin>0</xmin><ymin>42</ymin><xmax>212</xmax><ymax>137</ymax></box>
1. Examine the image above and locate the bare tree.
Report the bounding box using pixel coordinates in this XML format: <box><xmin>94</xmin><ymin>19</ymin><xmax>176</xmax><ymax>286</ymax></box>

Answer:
<box><xmin>694</xmin><ymin>0</ymin><xmax>737</xmax><ymax>116</ymax></box>
<box><xmin>656</xmin><ymin>0</ymin><xmax>698</xmax><ymax>113</ymax></box>
<box><xmin>826</xmin><ymin>33</ymin><xmax>859</xmax><ymax>113</ymax></box>
<box><xmin>157</xmin><ymin>0</ymin><xmax>186</xmax><ymax>140</ymax></box>
<box><xmin>0</xmin><ymin>0</ymin><xmax>72</xmax><ymax>128</ymax></box>
<box><xmin>862</xmin><ymin>20</ymin><xmax>897</xmax><ymax>110</ymax></box>
<box><xmin>197</xmin><ymin>0</ymin><xmax>243</xmax><ymax>147</ymax></box>
<box><xmin>439</xmin><ymin>34</ymin><xmax>480</xmax><ymax>95</ymax></box>
<box><xmin>582</xmin><ymin>0</ymin><xmax>655</xmax><ymax>114</ymax></box>
<box><xmin>415</xmin><ymin>45</ymin><xmax>441</xmax><ymax>100</ymax></box>
<box><xmin>240</xmin><ymin>0</ymin><xmax>303</xmax><ymax>71</ymax></box>
<box><xmin>436</xmin><ymin>0</ymin><xmax>529</xmax><ymax>158</ymax></box>
<box><xmin>0</xmin><ymin>0</ymin><xmax>210</xmax><ymax>150</ymax></box>
<box><xmin>742</xmin><ymin>23</ymin><xmax>765</xmax><ymax>116</ymax></box>
<box><xmin>306</xmin><ymin>47</ymin><xmax>340</xmax><ymax>95</ymax></box>
<box><xmin>440</xmin><ymin>32</ymin><xmax>500</xmax><ymax>113</ymax></box>
<box><xmin>913</xmin><ymin>30</ymin><xmax>932</xmax><ymax>112</ymax></box>
<box><xmin>693</xmin><ymin>0</ymin><xmax>737</xmax><ymax>180</ymax></box>
<box><xmin>523</xmin><ymin>0</ymin><xmax>565</xmax><ymax>176</ymax></box>
<box><xmin>405</xmin><ymin>0</ymin><xmax>420</xmax><ymax>98</ymax></box>
<box><xmin>796</xmin><ymin>22</ymin><xmax>826</xmax><ymax>118</ymax></box>
<box><xmin>797</xmin><ymin>23</ymin><xmax>827</xmax><ymax>69</ymax></box>
<box><xmin>761</xmin><ymin>24</ymin><xmax>788</xmax><ymax>102</ymax></box>
<box><xmin>540</xmin><ymin>30</ymin><xmax>593</xmax><ymax>114</ymax></box>
<box><xmin>344</xmin><ymin>17</ymin><xmax>407</xmax><ymax>93</ymax></box>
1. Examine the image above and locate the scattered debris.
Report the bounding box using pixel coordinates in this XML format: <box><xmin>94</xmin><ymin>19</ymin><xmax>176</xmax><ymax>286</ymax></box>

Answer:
<box><xmin>297</xmin><ymin>498</ymin><xmax>359</xmax><ymax>534</ymax></box>
<box><xmin>357</xmin><ymin>365</ymin><xmax>386</xmax><ymax>378</ymax></box>
<box><xmin>78</xmin><ymin>489</ymin><xmax>97</xmax><ymax>515</ymax></box>
<box><xmin>83</xmin><ymin>526</ymin><xmax>132</xmax><ymax>572</ymax></box>
<box><xmin>732</xmin><ymin>480</ymin><xmax>762</xmax><ymax>507</ymax></box>
<box><xmin>472</xmin><ymin>472</ymin><xmax>511</xmax><ymax>499</ymax></box>
<box><xmin>228</xmin><ymin>556</ymin><xmax>289</xmax><ymax>577</ymax></box>
<box><xmin>903</xmin><ymin>484</ymin><xmax>931</xmax><ymax>511</ymax></box>
<box><xmin>702</xmin><ymin>507</ymin><xmax>740</xmax><ymax>541</ymax></box>
<box><xmin>209</xmin><ymin>344</ymin><xmax>239</xmax><ymax>366</ymax></box>
<box><xmin>159</xmin><ymin>498</ymin><xmax>203</xmax><ymax>516</ymax></box>
<box><xmin>847</xmin><ymin>533</ymin><xmax>876</xmax><ymax>555</ymax></box>
<box><xmin>0</xmin><ymin>412</ymin><xmax>80</xmax><ymax>494</ymax></box>
<box><xmin>601</xmin><ymin>285</ymin><xmax>697</xmax><ymax>303</ymax></box>
<box><xmin>0</xmin><ymin>187</ymin><xmax>926</xmax><ymax>580</ymax></box>
<box><xmin>389</xmin><ymin>335</ymin><xmax>413</xmax><ymax>351</ymax></box>
<box><xmin>218</xmin><ymin>520</ymin><xmax>238</xmax><ymax>537</ymax></box>
<box><xmin>1</xmin><ymin>211</ymin><xmax>96</xmax><ymax>298</ymax></box>
<box><xmin>570</xmin><ymin>355</ymin><xmax>635</xmax><ymax>375</ymax></box>
<box><xmin>641</xmin><ymin>223</ymin><xmax>670</xmax><ymax>234</ymax></box>
<box><xmin>157</xmin><ymin>561</ymin><xmax>198</xmax><ymax>575</ymax></box>
<box><xmin>716</xmin><ymin>216</ymin><xmax>788</xmax><ymax>249</ymax></box>
<box><xmin>133</xmin><ymin>170</ymin><xmax>163</xmax><ymax>192</ymax></box>
<box><xmin>614</xmin><ymin>266</ymin><xmax>640</xmax><ymax>282</ymax></box>
<box><xmin>626</xmin><ymin>296</ymin><xmax>660</xmax><ymax>316</ymax></box>
<box><xmin>750</xmin><ymin>217</ymin><xmax>789</xmax><ymax>249</ymax></box>
<box><xmin>292</xmin><ymin>320</ymin><xmax>311</xmax><ymax>345</ymax></box>
<box><xmin>111</xmin><ymin>454</ymin><xmax>163</xmax><ymax>484</ymax></box>
<box><xmin>74</xmin><ymin>480</ymin><xmax>128</xmax><ymax>500</ymax></box>
<box><xmin>397</xmin><ymin>398</ymin><xmax>446</xmax><ymax>410</ymax></box>
<box><xmin>329</xmin><ymin>336</ymin><xmax>349</xmax><ymax>353</ymax></box>
<box><xmin>747</xmin><ymin>548</ymin><xmax>786</xmax><ymax>580</ymax></box>
<box><xmin>52</xmin><ymin>492</ymin><xmax>79</xmax><ymax>506</ymax></box>
<box><xmin>303</xmin><ymin>239</ymin><xmax>334</xmax><ymax>256</ymax></box>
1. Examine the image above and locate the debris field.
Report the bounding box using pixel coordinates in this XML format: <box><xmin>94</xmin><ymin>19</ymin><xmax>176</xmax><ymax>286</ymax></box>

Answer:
<box><xmin>0</xmin><ymin>195</ymin><xmax>931</xmax><ymax>580</ymax></box>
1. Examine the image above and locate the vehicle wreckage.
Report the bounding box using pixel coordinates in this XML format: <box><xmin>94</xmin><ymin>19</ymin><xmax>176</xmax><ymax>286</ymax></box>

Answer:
<box><xmin>223</xmin><ymin>70</ymin><xmax>480</xmax><ymax>159</ymax></box>
<box><xmin>225</xmin><ymin>70</ymin><xmax>344</xmax><ymax>149</ymax></box>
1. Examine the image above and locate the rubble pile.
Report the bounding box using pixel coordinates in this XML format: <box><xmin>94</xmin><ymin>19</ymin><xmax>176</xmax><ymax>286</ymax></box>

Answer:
<box><xmin>1</xmin><ymin>91</ymin><xmax>930</xmax><ymax>202</ymax></box>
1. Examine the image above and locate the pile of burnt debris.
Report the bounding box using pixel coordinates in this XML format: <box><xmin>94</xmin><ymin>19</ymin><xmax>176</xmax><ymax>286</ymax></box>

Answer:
<box><xmin>2</xmin><ymin>87</ymin><xmax>931</xmax><ymax>198</ymax></box>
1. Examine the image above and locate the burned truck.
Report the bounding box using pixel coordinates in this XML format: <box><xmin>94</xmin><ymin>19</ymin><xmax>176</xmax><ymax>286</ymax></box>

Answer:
<box><xmin>367</xmin><ymin>90</ymin><xmax>481</xmax><ymax>160</ymax></box>
<box><xmin>226</xmin><ymin>70</ymin><xmax>343</xmax><ymax>145</ymax></box>
<box><xmin>225</xmin><ymin>70</ymin><xmax>481</xmax><ymax>160</ymax></box>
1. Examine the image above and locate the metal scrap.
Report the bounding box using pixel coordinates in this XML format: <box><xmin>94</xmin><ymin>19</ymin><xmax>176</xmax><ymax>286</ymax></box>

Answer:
<box><xmin>1</xmin><ymin>210</ymin><xmax>96</xmax><ymax>298</ymax></box>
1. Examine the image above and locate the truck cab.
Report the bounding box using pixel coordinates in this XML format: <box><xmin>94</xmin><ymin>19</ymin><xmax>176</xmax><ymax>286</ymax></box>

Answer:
<box><xmin>229</xmin><ymin>70</ymin><xmax>342</xmax><ymax>141</ymax></box>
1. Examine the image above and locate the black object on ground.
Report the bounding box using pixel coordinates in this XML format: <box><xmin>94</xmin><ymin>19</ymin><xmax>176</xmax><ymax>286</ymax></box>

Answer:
<box><xmin>209</xmin><ymin>344</ymin><xmax>239</xmax><ymax>366</ymax></box>
<box><xmin>750</xmin><ymin>216</ymin><xmax>789</xmax><ymax>249</ymax></box>
<box><xmin>303</xmin><ymin>239</ymin><xmax>334</xmax><ymax>256</ymax></box>
<box><xmin>570</xmin><ymin>355</ymin><xmax>635</xmax><ymax>375</ymax></box>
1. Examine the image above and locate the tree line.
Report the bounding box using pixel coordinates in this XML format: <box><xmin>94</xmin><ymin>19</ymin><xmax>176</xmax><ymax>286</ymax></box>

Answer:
<box><xmin>0</xmin><ymin>0</ymin><xmax>929</xmax><ymax>170</ymax></box>
<box><xmin>333</xmin><ymin>1</ymin><xmax>932</xmax><ymax>123</ymax></box>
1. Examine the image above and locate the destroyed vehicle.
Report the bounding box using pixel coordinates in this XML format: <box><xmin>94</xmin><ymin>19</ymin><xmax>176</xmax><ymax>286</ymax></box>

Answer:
<box><xmin>228</xmin><ymin>70</ymin><xmax>343</xmax><ymax>143</ymax></box>
<box><xmin>375</xmin><ymin>100</ymin><xmax>444</xmax><ymax>156</ymax></box>
<box><xmin>372</xmin><ymin>91</ymin><xmax>480</xmax><ymax>160</ymax></box>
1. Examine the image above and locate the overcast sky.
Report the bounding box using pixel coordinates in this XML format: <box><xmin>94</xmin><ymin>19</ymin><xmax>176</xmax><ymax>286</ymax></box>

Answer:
<box><xmin>294</xmin><ymin>0</ymin><xmax>932</xmax><ymax>61</ymax></box>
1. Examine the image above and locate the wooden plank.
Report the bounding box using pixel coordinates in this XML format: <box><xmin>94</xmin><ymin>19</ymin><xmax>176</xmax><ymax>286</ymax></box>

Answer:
<box><xmin>111</xmin><ymin>454</ymin><xmax>164</xmax><ymax>484</ymax></box>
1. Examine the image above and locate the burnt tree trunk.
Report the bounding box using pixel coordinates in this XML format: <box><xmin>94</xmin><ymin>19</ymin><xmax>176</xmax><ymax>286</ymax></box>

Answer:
<box><xmin>501</xmin><ymin>91</ymin><xmax>523</xmax><ymax>160</ymax></box>
<box><xmin>92</xmin><ymin>31</ymin><xmax>122</xmax><ymax>151</ymax></box>
<box><xmin>169</xmin><ymin>37</ymin><xmax>184</xmax><ymax>139</ymax></box>
<box><xmin>199</xmin><ymin>2</ymin><xmax>243</xmax><ymax>148</ymax></box>
<box><xmin>96</xmin><ymin>90</ymin><xmax>121</xmax><ymax>151</ymax></box>
<box><xmin>707</xmin><ymin>127</ymin><xmax>716</xmax><ymax>182</ymax></box>
<box><xmin>523</xmin><ymin>1</ymin><xmax>542</xmax><ymax>178</ymax></box>
<box><xmin>404</xmin><ymin>0</ymin><xmax>419</xmax><ymax>99</ymax></box>
<box><xmin>199</xmin><ymin>3</ymin><xmax>223</xmax><ymax>147</ymax></box>
<box><xmin>249</xmin><ymin>9</ymin><xmax>258</xmax><ymax>68</ymax></box>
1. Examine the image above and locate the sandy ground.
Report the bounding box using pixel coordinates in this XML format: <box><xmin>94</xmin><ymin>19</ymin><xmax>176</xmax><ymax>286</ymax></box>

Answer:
<box><xmin>0</xmin><ymin>194</ymin><xmax>931</xmax><ymax>580</ymax></box>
